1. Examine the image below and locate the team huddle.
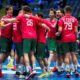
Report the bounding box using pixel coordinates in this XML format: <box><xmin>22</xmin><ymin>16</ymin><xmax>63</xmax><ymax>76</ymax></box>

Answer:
<box><xmin>0</xmin><ymin>5</ymin><xmax>79</xmax><ymax>79</ymax></box>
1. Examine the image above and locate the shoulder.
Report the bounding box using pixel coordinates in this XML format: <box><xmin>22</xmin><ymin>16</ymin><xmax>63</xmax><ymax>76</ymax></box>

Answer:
<box><xmin>71</xmin><ymin>16</ymin><xmax>78</xmax><ymax>21</ymax></box>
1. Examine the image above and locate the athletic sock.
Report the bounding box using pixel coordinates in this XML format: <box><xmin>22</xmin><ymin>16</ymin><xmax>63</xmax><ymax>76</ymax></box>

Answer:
<box><xmin>48</xmin><ymin>54</ymin><xmax>53</xmax><ymax>67</ymax></box>
<box><xmin>17</xmin><ymin>64</ymin><xmax>24</xmax><ymax>72</ymax></box>
<box><xmin>65</xmin><ymin>64</ymin><xmax>70</xmax><ymax>72</ymax></box>
<box><xmin>42</xmin><ymin>67</ymin><xmax>47</xmax><ymax>73</ymax></box>
<box><xmin>74</xmin><ymin>64</ymin><xmax>78</xmax><ymax>71</ymax></box>
<box><xmin>32</xmin><ymin>63</ymin><xmax>36</xmax><ymax>70</ymax></box>
<box><xmin>61</xmin><ymin>63</ymin><xmax>65</xmax><ymax>69</ymax></box>
<box><xmin>54</xmin><ymin>61</ymin><xmax>58</xmax><ymax>68</ymax></box>
<box><xmin>26</xmin><ymin>66</ymin><xmax>31</xmax><ymax>72</ymax></box>
<box><xmin>48</xmin><ymin>62</ymin><xmax>50</xmax><ymax>68</ymax></box>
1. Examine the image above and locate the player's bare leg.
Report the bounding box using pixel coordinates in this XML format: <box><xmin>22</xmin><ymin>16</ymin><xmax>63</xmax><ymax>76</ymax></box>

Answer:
<box><xmin>64</xmin><ymin>52</ymin><xmax>71</xmax><ymax>78</ymax></box>
<box><xmin>57</xmin><ymin>56</ymin><xmax>64</xmax><ymax>72</ymax></box>
<box><xmin>48</xmin><ymin>51</ymin><xmax>58</xmax><ymax>72</ymax></box>
<box><xmin>0</xmin><ymin>54</ymin><xmax>4</xmax><ymax>77</ymax></box>
<box><xmin>48</xmin><ymin>51</ymin><xmax>56</xmax><ymax>67</ymax></box>
<box><xmin>23</xmin><ymin>54</ymin><xmax>31</xmax><ymax>72</ymax></box>
<box><xmin>71</xmin><ymin>52</ymin><xmax>79</xmax><ymax>77</ymax></box>
<box><xmin>29</xmin><ymin>51</ymin><xmax>36</xmax><ymax>70</ymax></box>
<box><xmin>42</xmin><ymin>58</ymin><xmax>49</xmax><ymax>71</ymax></box>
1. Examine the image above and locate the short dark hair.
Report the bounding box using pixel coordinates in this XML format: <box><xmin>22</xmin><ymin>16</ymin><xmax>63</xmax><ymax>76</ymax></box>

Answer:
<box><xmin>37</xmin><ymin>12</ymin><xmax>44</xmax><ymax>18</ymax></box>
<box><xmin>64</xmin><ymin>6</ymin><xmax>72</xmax><ymax>13</ymax></box>
<box><xmin>5</xmin><ymin>5</ymin><xmax>13</xmax><ymax>11</ymax></box>
<box><xmin>22</xmin><ymin>6</ymin><xmax>32</xmax><ymax>13</ymax></box>
<box><xmin>60</xmin><ymin>9</ymin><xmax>64</xmax><ymax>14</ymax></box>
<box><xmin>49</xmin><ymin>8</ymin><xmax>56</xmax><ymax>15</ymax></box>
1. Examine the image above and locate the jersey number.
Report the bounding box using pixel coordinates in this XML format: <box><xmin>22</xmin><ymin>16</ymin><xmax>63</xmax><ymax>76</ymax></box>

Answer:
<box><xmin>26</xmin><ymin>20</ymin><xmax>33</xmax><ymax>26</ymax></box>
<box><xmin>64</xmin><ymin>22</ymin><xmax>72</xmax><ymax>30</ymax></box>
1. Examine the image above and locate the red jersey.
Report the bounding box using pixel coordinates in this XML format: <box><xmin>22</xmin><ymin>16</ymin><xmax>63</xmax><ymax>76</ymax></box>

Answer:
<box><xmin>48</xmin><ymin>18</ymin><xmax>57</xmax><ymax>38</ymax></box>
<box><xmin>58</xmin><ymin>15</ymin><xmax>78</xmax><ymax>42</ymax></box>
<box><xmin>16</xmin><ymin>15</ymin><xmax>37</xmax><ymax>39</ymax></box>
<box><xmin>13</xmin><ymin>22</ymin><xmax>22</xmax><ymax>43</ymax></box>
<box><xmin>0</xmin><ymin>15</ymin><xmax>13</xmax><ymax>38</ymax></box>
<box><xmin>30</xmin><ymin>16</ymin><xmax>53</xmax><ymax>28</ymax></box>
<box><xmin>37</xmin><ymin>24</ymin><xmax>46</xmax><ymax>44</ymax></box>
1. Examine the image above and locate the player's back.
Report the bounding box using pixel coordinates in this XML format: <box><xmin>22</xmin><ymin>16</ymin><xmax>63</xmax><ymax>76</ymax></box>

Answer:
<box><xmin>59</xmin><ymin>15</ymin><xmax>78</xmax><ymax>42</ymax></box>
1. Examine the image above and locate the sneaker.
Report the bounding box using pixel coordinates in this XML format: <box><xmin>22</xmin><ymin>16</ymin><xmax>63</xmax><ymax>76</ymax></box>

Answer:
<box><xmin>26</xmin><ymin>70</ymin><xmax>36</xmax><ymax>80</ymax></box>
<box><xmin>66</xmin><ymin>71</ymin><xmax>71</xmax><ymax>78</ymax></box>
<box><xmin>16</xmin><ymin>71</ymin><xmax>21</xmax><ymax>76</ymax></box>
<box><xmin>47</xmin><ymin>71</ymin><xmax>53</xmax><ymax>76</ymax></box>
<box><xmin>22</xmin><ymin>71</ymin><xmax>31</xmax><ymax>76</ymax></box>
<box><xmin>18</xmin><ymin>75</ymin><xmax>25</xmax><ymax>79</ymax></box>
<box><xmin>51</xmin><ymin>67</ymin><xmax>58</xmax><ymax>72</ymax></box>
<box><xmin>11</xmin><ymin>65</ymin><xmax>16</xmax><ymax>71</ymax></box>
<box><xmin>3</xmin><ymin>59</ymin><xmax>14</xmax><ymax>69</ymax></box>
<box><xmin>38</xmin><ymin>72</ymin><xmax>48</xmax><ymax>78</ymax></box>
<box><xmin>0</xmin><ymin>69</ymin><xmax>3</xmax><ymax>77</ymax></box>
<box><xmin>16</xmin><ymin>64</ymin><xmax>24</xmax><ymax>75</ymax></box>
<box><xmin>75</xmin><ymin>70</ymin><xmax>79</xmax><ymax>77</ymax></box>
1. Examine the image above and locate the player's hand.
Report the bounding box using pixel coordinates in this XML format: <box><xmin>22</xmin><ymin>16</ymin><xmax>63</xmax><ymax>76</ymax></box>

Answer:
<box><xmin>0</xmin><ymin>21</ymin><xmax>4</xmax><ymax>28</ymax></box>
<box><xmin>55</xmin><ymin>32</ymin><xmax>61</xmax><ymax>36</ymax></box>
<box><xmin>24</xmin><ymin>14</ymin><xmax>30</xmax><ymax>18</ymax></box>
<box><xmin>76</xmin><ymin>40</ymin><xmax>80</xmax><ymax>44</ymax></box>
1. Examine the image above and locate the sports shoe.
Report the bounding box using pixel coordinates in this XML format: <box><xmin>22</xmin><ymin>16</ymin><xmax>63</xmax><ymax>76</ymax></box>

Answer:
<box><xmin>38</xmin><ymin>72</ymin><xmax>49</xmax><ymax>78</ymax></box>
<box><xmin>51</xmin><ymin>67</ymin><xmax>58</xmax><ymax>72</ymax></box>
<box><xmin>47</xmin><ymin>71</ymin><xmax>53</xmax><ymax>76</ymax></box>
<box><xmin>75</xmin><ymin>70</ymin><xmax>80</xmax><ymax>77</ymax></box>
<box><xmin>0</xmin><ymin>69</ymin><xmax>3</xmax><ymax>77</ymax></box>
<box><xmin>11</xmin><ymin>65</ymin><xmax>16</xmax><ymax>71</ymax></box>
<box><xmin>26</xmin><ymin>70</ymin><xmax>36</xmax><ymax>80</ymax></box>
<box><xmin>16</xmin><ymin>71</ymin><xmax>21</xmax><ymax>76</ymax></box>
<box><xmin>18</xmin><ymin>75</ymin><xmax>25</xmax><ymax>79</ymax></box>
<box><xmin>66</xmin><ymin>71</ymin><xmax>71</xmax><ymax>78</ymax></box>
<box><xmin>3</xmin><ymin>58</ymin><xmax>14</xmax><ymax>69</ymax></box>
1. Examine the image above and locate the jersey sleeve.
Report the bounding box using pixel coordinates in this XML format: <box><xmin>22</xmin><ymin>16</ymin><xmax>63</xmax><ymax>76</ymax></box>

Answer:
<box><xmin>43</xmin><ymin>19</ymin><xmax>53</xmax><ymax>28</ymax></box>
<box><xmin>30</xmin><ymin>15</ymin><xmax>44</xmax><ymax>22</ymax></box>
<box><xmin>58</xmin><ymin>19</ymin><xmax>63</xmax><ymax>27</ymax></box>
<box><xmin>16</xmin><ymin>15</ymin><xmax>23</xmax><ymax>21</ymax></box>
<box><xmin>74</xmin><ymin>19</ymin><xmax>78</xmax><ymax>27</ymax></box>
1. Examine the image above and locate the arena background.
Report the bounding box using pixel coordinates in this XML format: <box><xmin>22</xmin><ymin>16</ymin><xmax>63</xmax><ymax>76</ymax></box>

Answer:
<box><xmin>0</xmin><ymin>0</ymin><xmax>80</xmax><ymax>28</ymax></box>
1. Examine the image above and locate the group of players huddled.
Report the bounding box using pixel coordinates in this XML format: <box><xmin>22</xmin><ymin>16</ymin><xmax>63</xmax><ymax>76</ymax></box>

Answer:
<box><xmin>0</xmin><ymin>5</ymin><xmax>79</xmax><ymax>79</ymax></box>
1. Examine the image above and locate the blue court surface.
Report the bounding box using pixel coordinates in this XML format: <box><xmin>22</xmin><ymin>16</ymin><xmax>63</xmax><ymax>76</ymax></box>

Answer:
<box><xmin>1</xmin><ymin>57</ymin><xmax>80</xmax><ymax>80</ymax></box>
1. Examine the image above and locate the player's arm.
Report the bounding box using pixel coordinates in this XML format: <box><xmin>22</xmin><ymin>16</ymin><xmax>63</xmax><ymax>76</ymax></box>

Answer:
<box><xmin>25</xmin><ymin>14</ymin><xmax>44</xmax><ymax>22</ymax></box>
<box><xmin>55</xmin><ymin>19</ymin><xmax>63</xmax><ymax>36</ymax></box>
<box><xmin>0</xmin><ymin>23</ymin><xmax>12</xmax><ymax>29</ymax></box>
<box><xmin>1</xmin><ymin>18</ymin><xmax>17</xmax><ymax>23</ymax></box>
<box><xmin>43</xmin><ymin>19</ymin><xmax>54</xmax><ymax>28</ymax></box>
<box><xmin>74</xmin><ymin>19</ymin><xmax>79</xmax><ymax>42</ymax></box>
<box><xmin>38</xmin><ymin>23</ymin><xmax>50</xmax><ymax>32</ymax></box>
<box><xmin>25</xmin><ymin>14</ymin><xmax>55</xmax><ymax>29</ymax></box>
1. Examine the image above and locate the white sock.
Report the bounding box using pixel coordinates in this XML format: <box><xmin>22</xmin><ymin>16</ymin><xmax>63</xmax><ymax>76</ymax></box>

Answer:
<box><xmin>70</xmin><ymin>63</ymin><xmax>75</xmax><ymax>73</ymax></box>
<box><xmin>48</xmin><ymin>62</ymin><xmax>50</xmax><ymax>68</ymax></box>
<box><xmin>58</xmin><ymin>66</ymin><xmax>62</xmax><ymax>71</ymax></box>
<box><xmin>33</xmin><ymin>63</ymin><xmax>36</xmax><ymax>70</ymax></box>
<box><xmin>46</xmin><ymin>66</ymin><xmax>50</xmax><ymax>71</ymax></box>
<box><xmin>61</xmin><ymin>63</ymin><xmax>65</xmax><ymax>69</ymax></box>
<box><xmin>26</xmin><ymin>66</ymin><xmax>31</xmax><ymax>72</ymax></box>
<box><xmin>54</xmin><ymin>61</ymin><xmax>58</xmax><ymax>67</ymax></box>
<box><xmin>48</xmin><ymin>54</ymin><xmax>53</xmax><ymax>67</ymax></box>
<box><xmin>65</xmin><ymin>64</ymin><xmax>70</xmax><ymax>72</ymax></box>
<box><xmin>42</xmin><ymin>67</ymin><xmax>47</xmax><ymax>73</ymax></box>
<box><xmin>74</xmin><ymin>64</ymin><xmax>78</xmax><ymax>71</ymax></box>
<box><xmin>76</xmin><ymin>62</ymin><xmax>80</xmax><ymax>67</ymax></box>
